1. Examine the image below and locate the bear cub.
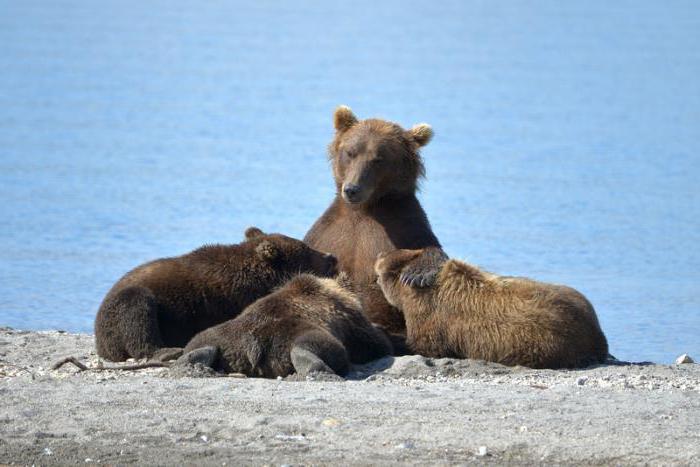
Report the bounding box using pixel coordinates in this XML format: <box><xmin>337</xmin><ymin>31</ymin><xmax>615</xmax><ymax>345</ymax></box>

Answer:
<box><xmin>184</xmin><ymin>273</ymin><xmax>393</xmax><ymax>378</ymax></box>
<box><xmin>375</xmin><ymin>249</ymin><xmax>608</xmax><ymax>369</ymax></box>
<box><xmin>95</xmin><ymin>227</ymin><xmax>337</xmax><ymax>361</ymax></box>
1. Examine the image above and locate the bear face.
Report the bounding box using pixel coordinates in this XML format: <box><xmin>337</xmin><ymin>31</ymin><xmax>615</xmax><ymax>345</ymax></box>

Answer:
<box><xmin>243</xmin><ymin>226</ymin><xmax>338</xmax><ymax>278</ymax></box>
<box><xmin>329</xmin><ymin>106</ymin><xmax>433</xmax><ymax>206</ymax></box>
<box><xmin>375</xmin><ymin>249</ymin><xmax>425</xmax><ymax>308</ymax></box>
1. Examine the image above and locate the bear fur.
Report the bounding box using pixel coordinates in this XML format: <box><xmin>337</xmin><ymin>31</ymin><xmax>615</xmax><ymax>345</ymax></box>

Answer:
<box><xmin>375</xmin><ymin>249</ymin><xmax>609</xmax><ymax>369</ymax></box>
<box><xmin>183</xmin><ymin>273</ymin><xmax>393</xmax><ymax>378</ymax></box>
<box><xmin>304</xmin><ymin>106</ymin><xmax>446</xmax><ymax>344</ymax></box>
<box><xmin>94</xmin><ymin>227</ymin><xmax>337</xmax><ymax>361</ymax></box>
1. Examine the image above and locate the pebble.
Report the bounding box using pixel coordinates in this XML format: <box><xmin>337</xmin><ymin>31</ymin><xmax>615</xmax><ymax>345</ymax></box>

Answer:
<box><xmin>476</xmin><ymin>446</ymin><xmax>488</xmax><ymax>456</ymax></box>
<box><xmin>396</xmin><ymin>441</ymin><xmax>415</xmax><ymax>449</ymax></box>
<box><xmin>675</xmin><ymin>354</ymin><xmax>694</xmax><ymax>364</ymax></box>
<box><xmin>322</xmin><ymin>417</ymin><xmax>342</xmax><ymax>428</ymax></box>
<box><xmin>275</xmin><ymin>434</ymin><xmax>306</xmax><ymax>442</ymax></box>
<box><xmin>576</xmin><ymin>376</ymin><xmax>588</xmax><ymax>386</ymax></box>
<box><xmin>200</xmin><ymin>435</ymin><xmax>209</xmax><ymax>443</ymax></box>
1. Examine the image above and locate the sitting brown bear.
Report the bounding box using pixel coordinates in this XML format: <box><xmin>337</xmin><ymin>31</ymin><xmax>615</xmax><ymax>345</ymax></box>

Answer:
<box><xmin>183</xmin><ymin>273</ymin><xmax>393</xmax><ymax>378</ymax></box>
<box><xmin>304</xmin><ymin>106</ymin><xmax>446</xmax><ymax>349</ymax></box>
<box><xmin>375</xmin><ymin>249</ymin><xmax>608</xmax><ymax>369</ymax></box>
<box><xmin>94</xmin><ymin>227</ymin><xmax>337</xmax><ymax>361</ymax></box>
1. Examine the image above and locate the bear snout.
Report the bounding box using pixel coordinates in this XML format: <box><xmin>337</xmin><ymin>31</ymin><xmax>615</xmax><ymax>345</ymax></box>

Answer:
<box><xmin>324</xmin><ymin>253</ymin><xmax>338</xmax><ymax>276</ymax></box>
<box><xmin>342</xmin><ymin>183</ymin><xmax>363</xmax><ymax>203</ymax></box>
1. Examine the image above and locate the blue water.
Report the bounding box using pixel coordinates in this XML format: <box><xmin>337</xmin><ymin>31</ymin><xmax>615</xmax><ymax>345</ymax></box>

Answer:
<box><xmin>1</xmin><ymin>1</ymin><xmax>698</xmax><ymax>363</ymax></box>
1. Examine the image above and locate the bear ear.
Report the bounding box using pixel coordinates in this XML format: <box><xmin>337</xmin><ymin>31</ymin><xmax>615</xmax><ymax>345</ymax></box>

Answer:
<box><xmin>334</xmin><ymin>105</ymin><xmax>358</xmax><ymax>132</ymax></box>
<box><xmin>407</xmin><ymin>123</ymin><xmax>433</xmax><ymax>147</ymax></box>
<box><xmin>255</xmin><ymin>240</ymin><xmax>280</xmax><ymax>262</ymax></box>
<box><xmin>245</xmin><ymin>227</ymin><xmax>265</xmax><ymax>240</ymax></box>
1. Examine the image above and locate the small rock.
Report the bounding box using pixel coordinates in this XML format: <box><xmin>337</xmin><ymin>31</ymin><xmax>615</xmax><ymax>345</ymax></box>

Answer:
<box><xmin>276</xmin><ymin>376</ymin><xmax>283</xmax><ymax>381</ymax></box>
<box><xmin>476</xmin><ymin>446</ymin><xmax>488</xmax><ymax>457</ymax></box>
<box><xmin>200</xmin><ymin>435</ymin><xmax>209</xmax><ymax>443</ymax></box>
<box><xmin>519</xmin><ymin>425</ymin><xmax>528</xmax><ymax>433</ymax></box>
<box><xmin>85</xmin><ymin>458</ymin><xmax>93</xmax><ymax>463</ymax></box>
<box><xmin>396</xmin><ymin>441</ymin><xmax>415</xmax><ymax>449</ymax></box>
<box><xmin>576</xmin><ymin>376</ymin><xmax>588</xmax><ymax>386</ymax></box>
<box><xmin>322</xmin><ymin>417</ymin><xmax>342</xmax><ymax>428</ymax></box>
<box><xmin>275</xmin><ymin>434</ymin><xmax>306</xmax><ymax>442</ymax></box>
<box><xmin>675</xmin><ymin>354</ymin><xmax>694</xmax><ymax>364</ymax></box>
<box><xmin>43</xmin><ymin>447</ymin><xmax>53</xmax><ymax>456</ymax></box>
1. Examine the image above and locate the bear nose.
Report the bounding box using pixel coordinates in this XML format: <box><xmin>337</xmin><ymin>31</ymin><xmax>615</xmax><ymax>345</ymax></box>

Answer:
<box><xmin>343</xmin><ymin>184</ymin><xmax>361</xmax><ymax>198</ymax></box>
<box><xmin>325</xmin><ymin>253</ymin><xmax>338</xmax><ymax>274</ymax></box>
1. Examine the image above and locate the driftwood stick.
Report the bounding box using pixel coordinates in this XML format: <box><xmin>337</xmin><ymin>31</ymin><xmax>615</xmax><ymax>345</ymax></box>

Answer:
<box><xmin>51</xmin><ymin>356</ymin><xmax>170</xmax><ymax>372</ymax></box>
<box><xmin>98</xmin><ymin>362</ymin><xmax>170</xmax><ymax>371</ymax></box>
<box><xmin>52</xmin><ymin>356</ymin><xmax>89</xmax><ymax>371</ymax></box>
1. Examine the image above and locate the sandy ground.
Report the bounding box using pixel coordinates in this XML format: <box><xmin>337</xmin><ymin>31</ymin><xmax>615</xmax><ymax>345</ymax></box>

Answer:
<box><xmin>1</xmin><ymin>328</ymin><xmax>699</xmax><ymax>466</ymax></box>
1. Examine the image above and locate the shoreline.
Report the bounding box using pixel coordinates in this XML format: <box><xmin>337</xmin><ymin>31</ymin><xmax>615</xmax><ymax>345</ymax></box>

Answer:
<box><xmin>1</xmin><ymin>328</ymin><xmax>699</xmax><ymax>465</ymax></box>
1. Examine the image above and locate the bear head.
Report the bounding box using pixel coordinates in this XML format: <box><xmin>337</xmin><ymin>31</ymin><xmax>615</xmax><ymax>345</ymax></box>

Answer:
<box><xmin>244</xmin><ymin>227</ymin><xmax>338</xmax><ymax>278</ymax></box>
<box><xmin>328</xmin><ymin>106</ymin><xmax>433</xmax><ymax>206</ymax></box>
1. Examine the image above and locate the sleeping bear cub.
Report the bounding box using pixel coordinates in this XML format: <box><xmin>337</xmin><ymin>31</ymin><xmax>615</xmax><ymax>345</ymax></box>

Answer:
<box><xmin>375</xmin><ymin>249</ymin><xmax>608</xmax><ymax>369</ymax></box>
<box><xmin>184</xmin><ymin>273</ymin><xmax>393</xmax><ymax>378</ymax></box>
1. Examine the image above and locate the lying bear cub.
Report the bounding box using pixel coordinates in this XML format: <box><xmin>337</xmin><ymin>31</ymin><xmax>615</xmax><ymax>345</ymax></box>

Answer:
<box><xmin>184</xmin><ymin>273</ymin><xmax>393</xmax><ymax>378</ymax></box>
<box><xmin>375</xmin><ymin>249</ymin><xmax>608</xmax><ymax>369</ymax></box>
<box><xmin>94</xmin><ymin>227</ymin><xmax>337</xmax><ymax>361</ymax></box>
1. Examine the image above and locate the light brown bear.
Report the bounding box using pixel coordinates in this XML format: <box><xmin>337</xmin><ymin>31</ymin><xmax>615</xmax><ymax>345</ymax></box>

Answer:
<box><xmin>375</xmin><ymin>249</ymin><xmax>609</xmax><ymax>369</ymax></box>
<box><xmin>183</xmin><ymin>273</ymin><xmax>393</xmax><ymax>378</ymax></box>
<box><xmin>95</xmin><ymin>228</ymin><xmax>337</xmax><ymax>361</ymax></box>
<box><xmin>304</xmin><ymin>106</ymin><xmax>446</xmax><ymax>349</ymax></box>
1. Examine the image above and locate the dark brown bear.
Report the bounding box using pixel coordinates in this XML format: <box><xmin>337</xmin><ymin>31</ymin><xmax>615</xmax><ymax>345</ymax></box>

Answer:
<box><xmin>375</xmin><ymin>249</ymin><xmax>609</xmax><ymax>369</ymax></box>
<box><xmin>183</xmin><ymin>273</ymin><xmax>393</xmax><ymax>378</ymax></box>
<box><xmin>304</xmin><ymin>106</ymin><xmax>446</xmax><ymax>345</ymax></box>
<box><xmin>94</xmin><ymin>227</ymin><xmax>337</xmax><ymax>361</ymax></box>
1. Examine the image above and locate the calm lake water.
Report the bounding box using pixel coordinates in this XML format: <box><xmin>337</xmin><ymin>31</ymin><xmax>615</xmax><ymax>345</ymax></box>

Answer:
<box><xmin>1</xmin><ymin>1</ymin><xmax>698</xmax><ymax>363</ymax></box>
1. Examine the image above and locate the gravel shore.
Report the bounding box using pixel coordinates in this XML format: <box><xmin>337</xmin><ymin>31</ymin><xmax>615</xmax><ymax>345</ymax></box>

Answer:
<box><xmin>1</xmin><ymin>328</ymin><xmax>698</xmax><ymax>465</ymax></box>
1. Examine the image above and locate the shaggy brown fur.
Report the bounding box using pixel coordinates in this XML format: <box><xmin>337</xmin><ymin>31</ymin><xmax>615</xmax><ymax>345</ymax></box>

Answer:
<box><xmin>183</xmin><ymin>273</ymin><xmax>393</xmax><ymax>378</ymax></box>
<box><xmin>375</xmin><ymin>249</ymin><xmax>609</xmax><ymax>369</ymax></box>
<box><xmin>304</xmin><ymin>106</ymin><xmax>446</xmax><ymax>344</ymax></box>
<box><xmin>94</xmin><ymin>228</ymin><xmax>337</xmax><ymax>361</ymax></box>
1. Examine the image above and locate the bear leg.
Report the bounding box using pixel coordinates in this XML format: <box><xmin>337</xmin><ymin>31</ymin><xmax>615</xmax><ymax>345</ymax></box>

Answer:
<box><xmin>399</xmin><ymin>246</ymin><xmax>448</xmax><ymax>287</ymax></box>
<box><xmin>95</xmin><ymin>286</ymin><xmax>164</xmax><ymax>361</ymax></box>
<box><xmin>290</xmin><ymin>330</ymin><xmax>349</xmax><ymax>377</ymax></box>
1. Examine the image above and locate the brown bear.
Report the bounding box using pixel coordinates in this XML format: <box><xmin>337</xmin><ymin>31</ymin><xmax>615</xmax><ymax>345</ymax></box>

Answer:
<box><xmin>375</xmin><ymin>249</ymin><xmax>609</xmax><ymax>369</ymax></box>
<box><xmin>94</xmin><ymin>227</ymin><xmax>337</xmax><ymax>361</ymax></box>
<box><xmin>183</xmin><ymin>273</ymin><xmax>393</xmax><ymax>378</ymax></box>
<box><xmin>304</xmin><ymin>106</ymin><xmax>446</xmax><ymax>345</ymax></box>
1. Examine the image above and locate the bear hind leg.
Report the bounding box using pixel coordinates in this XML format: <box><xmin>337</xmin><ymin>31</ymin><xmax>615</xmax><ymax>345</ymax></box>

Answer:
<box><xmin>95</xmin><ymin>286</ymin><xmax>164</xmax><ymax>361</ymax></box>
<box><xmin>290</xmin><ymin>330</ymin><xmax>349</xmax><ymax>377</ymax></box>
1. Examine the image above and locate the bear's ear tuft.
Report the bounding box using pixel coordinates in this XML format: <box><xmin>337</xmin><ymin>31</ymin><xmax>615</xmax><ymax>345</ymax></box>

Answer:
<box><xmin>334</xmin><ymin>105</ymin><xmax>358</xmax><ymax>132</ymax></box>
<box><xmin>245</xmin><ymin>227</ymin><xmax>265</xmax><ymax>240</ymax></box>
<box><xmin>336</xmin><ymin>271</ymin><xmax>355</xmax><ymax>291</ymax></box>
<box><xmin>255</xmin><ymin>240</ymin><xmax>280</xmax><ymax>262</ymax></box>
<box><xmin>408</xmin><ymin>123</ymin><xmax>433</xmax><ymax>147</ymax></box>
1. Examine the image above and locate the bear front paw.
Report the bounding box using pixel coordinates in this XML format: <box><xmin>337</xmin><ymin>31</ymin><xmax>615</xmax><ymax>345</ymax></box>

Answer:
<box><xmin>400</xmin><ymin>267</ymin><xmax>438</xmax><ymax>288</ymax></box>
